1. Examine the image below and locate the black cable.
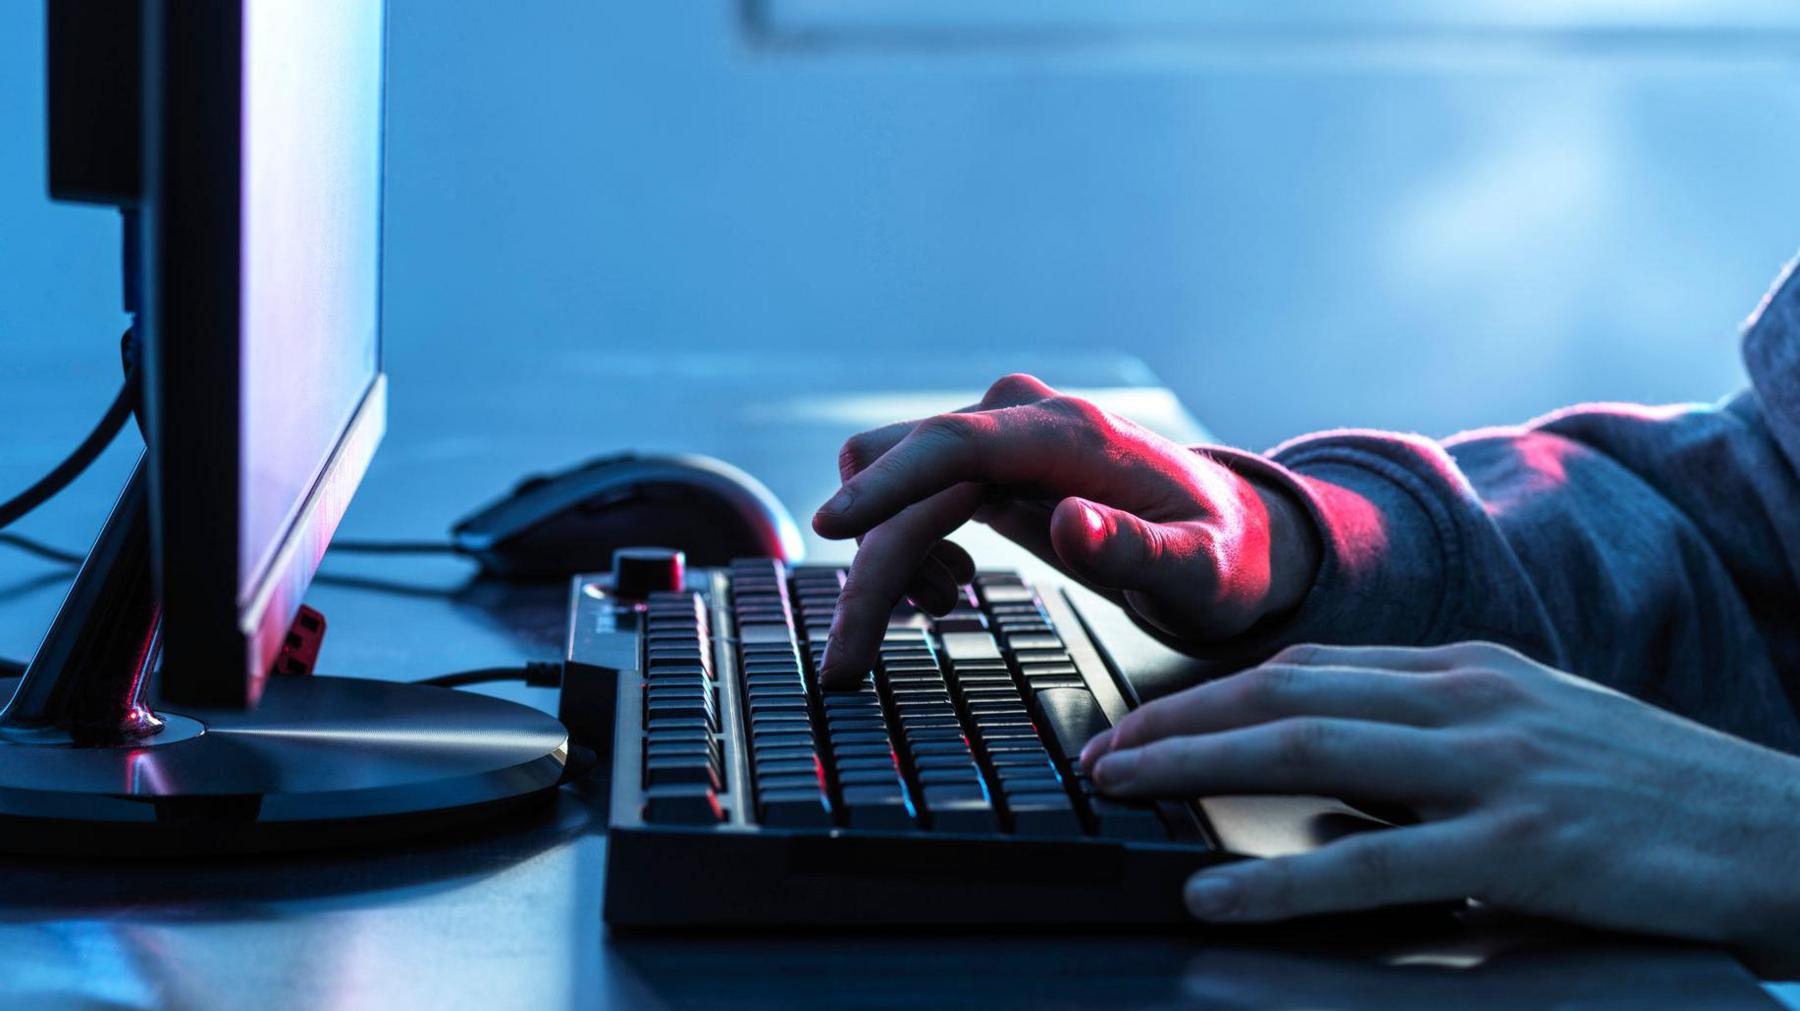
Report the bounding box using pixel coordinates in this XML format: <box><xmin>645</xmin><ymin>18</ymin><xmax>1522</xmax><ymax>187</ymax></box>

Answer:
<box><xmin>0</xmin><ymin>372</ymin><xmax>136</xmax><ymax>531</ymax></box>
<box><xmin>326</xmin><ymin>538</ymin><xmax>464</xmax><ymax>556</ymax></box>
<box><xmin>0</xmin><ymin>531</ymin><xmax>84</xmax><ymax>566</ymax></box>
<box><xmin>412</xmin><ymin>661</ymin><xmax>562</xmax><ymax>689</ymax></box>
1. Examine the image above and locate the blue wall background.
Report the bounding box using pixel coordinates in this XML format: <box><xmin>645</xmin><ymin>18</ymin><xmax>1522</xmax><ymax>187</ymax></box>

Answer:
<box><xmin>7</xmin><ymin>1</ymin><xmax>1800</xmax><ymax>454</ymax></box>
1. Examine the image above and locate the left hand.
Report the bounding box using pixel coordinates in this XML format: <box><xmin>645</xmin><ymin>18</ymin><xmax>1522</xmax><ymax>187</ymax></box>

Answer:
<box><xmin>1080</xmin><ymin>641</ymin><xmax>1800</xmax><ymax>971</ymax></box>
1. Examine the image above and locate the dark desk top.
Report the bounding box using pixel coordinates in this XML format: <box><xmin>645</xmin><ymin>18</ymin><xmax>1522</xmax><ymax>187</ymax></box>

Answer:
<box><xmin>0</xmin><ymin>350</ymin><xmax>1781</xmax><ymax>1009</ymax></box>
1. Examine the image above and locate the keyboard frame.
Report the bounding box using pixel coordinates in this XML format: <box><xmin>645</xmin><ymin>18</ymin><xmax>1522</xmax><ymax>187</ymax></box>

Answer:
<box><xmin>577</xmin><ymin>565</ymin><xmax>1242</xmax><ymax>928</ymax></box>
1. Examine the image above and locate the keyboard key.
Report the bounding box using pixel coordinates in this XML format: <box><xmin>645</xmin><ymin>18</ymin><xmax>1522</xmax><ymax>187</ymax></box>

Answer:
<box><xmin>1034</xmin><ymin>688</ymin><xmax>1111</xmax><ymax>763</ymax></box>
<box><xmin>738</xmin><ymin>624</ymin><xmax>796</xmax><ymax>645</ymax></box>
<box><xmin>649</xmin><ymin>716</ymin><xmax>711</xmax><ymax>735</ymax></box>
<box><xmin>921</xmin><ymin>784</ymin><xmax>999</xmax><ymax>833</ymax></box>
<box><xmin>1003</xmin><ymin>632</ymin><xmax>1064</xmax><ymax>651</ymax></box>
<box><xmin>644</xmin><ymin>690</ymin><xmax>705</xmax><ymax>723</ymax></box>
<box><xmin>755</xmin><ymin>758</ymin><xmax>819</xmax><ymax>777</ymax></box>
<box><xmin>903</xmin><ymin>728</ymin><xmax>965</xmax><ymax>742</ymax></box>
<box><xmin>645</xmin><ymin>723</ymin><xmax>711</xmax><ymax>743</ymax></box>
<box><xmin>759</xmin><ymin>774</ymin><xmax>822</xmax><ymax>791</ymax></box>
<box><xmin>932</xmin><ymin>613</ymin><xmax>988</xmax><ymax>634</ymax></box>
<box><xmin>1007</xmin><ymin>792</ymin><xmax>1082</xmax><ymax>836</ymax></box>
<box><xmin>759</xmin><ymin>788</ymin><xmax>832</xmax><ymax>829</ymax></box>
<box><xmin>977</xmin><ymin>583</ymin><xmax>1035</xmax><ymax>606</ymax></box>
<box><xmin>1021</xmin><ymin>675</ymin><xmax>1085</xmax><ymax>690</ymax></box>
<box><xmin>752</xmin><ymin>713</ymin><xmax>812</xmax><ymax>729</ymax></box>
<box><xmin>642</xmin><ymin>784</ymin><xmax>723</xmax><ymax>825</ymax></box>
<box><xmin>828</xmin><ymin>730</ymin><xmax>890</xmax><ymax>746</ymax></box>
<box><xmin>940</xmin><ymin>631</ymin><xmax>1002</xmax><ymax>662</ymax></box>
<box><xmin>843</xmin><ymin>785</ymin><xmax>916</xmax><ymax>831</ymax></box>
<box><xmin>839</xmin><ymin>768</ymin><xmax>902</xmax><ymax>786</ymax></box>
<box><xmin>754</xmin><ymin>745</ymin><xmax>819</xmax><ymax>762</ymax></box>
<box><xmin>1090</xmin><ymin>798</ymin><xmax>1166</xmax><ymax>840</ymax></box>
<box><xmin>998</xmin><ymin>773</ymin><xmax>1064</xmax><ymax>795</ymax></box>
<box><xmin>917</xmin><ymin>765</ymin><xmax>980</xmax><ymax>785</ymax></box>
<box><xmin>645</xmin><ymin>758</ymin><xmax>721</xmax><ymax>790</ymax></box>
<box><xmin>753</xmin><ymin>730</ymin><xmax>816</xmax><ymax>749</ymax></box>
<box><xmin>831</xmin><ymin>743</ymin><xmax>893</xmax><ymax>759</ymax></box>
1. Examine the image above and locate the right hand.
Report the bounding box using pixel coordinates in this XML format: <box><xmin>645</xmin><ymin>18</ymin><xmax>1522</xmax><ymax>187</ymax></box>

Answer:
<box><xmin>813</xmin><ymin>373</ymin><xmax>1321</xmax><ymax>689</ymax></box>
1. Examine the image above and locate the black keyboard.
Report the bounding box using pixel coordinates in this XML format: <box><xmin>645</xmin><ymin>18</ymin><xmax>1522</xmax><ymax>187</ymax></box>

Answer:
<box><xmin>571</xmin><ymin>560</ymin><xmax>1232</xmax><ymax>927</ymax></box>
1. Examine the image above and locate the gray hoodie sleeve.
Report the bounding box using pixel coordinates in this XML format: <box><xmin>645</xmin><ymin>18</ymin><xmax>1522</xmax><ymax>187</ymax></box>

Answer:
<box><xmin>1199</xmin><ymin>261</ymin><xmax>1800</xmax><ymax>753</ymax></box>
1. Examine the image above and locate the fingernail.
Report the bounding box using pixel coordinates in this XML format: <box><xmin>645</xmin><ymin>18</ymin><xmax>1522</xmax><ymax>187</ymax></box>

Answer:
<box><xmin>819</xmin><ymin>486</ymin><xmax>856</xmax><ymax>517</ymax></box>
<box><xmin>1185</xmin><ymin>874</ymin><xmax>1241</xmax><ymax>920</ymax></box>
<box><xmin>1078</xmin><ymin>501</ymin><xmax>1105</xmax><ymax>536</ymax></box>
<box><xmin>1093</xmin><ymin>748</ymin><xmax>1139</xmax><ymax>789</ymax></box>
<box><xmin>1079</xmin><ymin>729</ymin><xmax>1115</xmax><ymax>772</ymax></box>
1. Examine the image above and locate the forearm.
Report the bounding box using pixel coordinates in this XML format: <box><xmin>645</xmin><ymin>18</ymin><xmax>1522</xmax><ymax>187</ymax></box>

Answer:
<box><xmin>1188</xmin><ymin>400</ymin><xmax>1800</xmax><ymax>753</ymax></box>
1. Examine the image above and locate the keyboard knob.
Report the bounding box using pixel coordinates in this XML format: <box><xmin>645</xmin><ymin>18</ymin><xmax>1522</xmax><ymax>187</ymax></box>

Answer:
<box><xmin>612</xmin><ymin>547</ymin><xmax>686</xmax><ymax>599</ymax></box>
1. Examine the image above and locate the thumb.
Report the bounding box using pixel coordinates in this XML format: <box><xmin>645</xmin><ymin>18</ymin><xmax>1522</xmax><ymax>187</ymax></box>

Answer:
<box><xmin>1048</xmin><ymin>497</ymin><xmax>1175</xmax><ymax>595</ymax></box>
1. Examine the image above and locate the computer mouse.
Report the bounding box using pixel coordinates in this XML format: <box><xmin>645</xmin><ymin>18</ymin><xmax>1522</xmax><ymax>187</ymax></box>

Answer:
<box><xmin>450</xmin><ymin>452</ymin><xmax>806</xmax><ymax>580</ymax></box>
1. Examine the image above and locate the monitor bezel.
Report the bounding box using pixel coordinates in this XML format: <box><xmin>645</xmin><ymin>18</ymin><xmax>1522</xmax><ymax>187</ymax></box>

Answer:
<box><xmin>141</xmin><ymin>0</ymin><xmax>387</xmax><ymax>707</ymax></box>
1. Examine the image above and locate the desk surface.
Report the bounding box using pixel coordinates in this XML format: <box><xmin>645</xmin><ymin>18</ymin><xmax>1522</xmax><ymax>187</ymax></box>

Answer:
<box><xmin>0</xmin><ymin>350</ymin><xmax>1780</xmax><ymax>1010</ymax></box>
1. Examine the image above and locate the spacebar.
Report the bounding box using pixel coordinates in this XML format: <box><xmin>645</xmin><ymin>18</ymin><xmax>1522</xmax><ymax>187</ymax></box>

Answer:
<box><xmin>1034</xmin><ymin>688</ymin><xmax>1112</xmax><ymax>763</ymax></box>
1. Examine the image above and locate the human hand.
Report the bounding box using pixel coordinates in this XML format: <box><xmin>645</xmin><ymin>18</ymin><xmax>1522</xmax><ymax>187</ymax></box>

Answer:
<box><xmin>812</xmin><ymin>373</ymin><xmax>1319</xmax><ymax>689</ymax></box>
<box><xmin>1081</xmin><ymin>641</ymin><xmax>1800</xmax><ymax>971</ymax></box>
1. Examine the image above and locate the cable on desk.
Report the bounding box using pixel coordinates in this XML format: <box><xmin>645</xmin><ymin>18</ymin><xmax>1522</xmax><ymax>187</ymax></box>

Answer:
<box><xmin>412</xmin><ymin>662</ymin><xmax>600</xmax><ymax>785</ymax></box>
<box><xmin>326</xmin><ymin>538</ymin><xmax>464</xmax><ymax>556</ymax></box>
<box><xmin>0</xmin><ymin>532</ymin><xmax>84</xmax><ymax>566</ymax></box>
<box><xmin>0</xmin><ymin>369</ymin><xmax>137</xmax><ymax>531</ymax></box>
<box><xmin>412</xmin><ymin>661</ymin><xmax>563</xmax><ymax>689</ymax></box>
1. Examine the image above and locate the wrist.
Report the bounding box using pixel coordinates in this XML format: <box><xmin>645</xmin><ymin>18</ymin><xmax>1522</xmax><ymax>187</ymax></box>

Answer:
<box><xmin>1244</xmin><ymin>474</ymin><xmax>1322</xmax><ymax>623</ymax></box>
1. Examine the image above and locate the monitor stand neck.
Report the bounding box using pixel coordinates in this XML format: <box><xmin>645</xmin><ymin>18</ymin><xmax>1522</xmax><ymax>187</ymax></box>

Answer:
<box><xmin>0</xmin><ymin>457</ymin><xmax>164</xmax><ymax>745</ymax></box>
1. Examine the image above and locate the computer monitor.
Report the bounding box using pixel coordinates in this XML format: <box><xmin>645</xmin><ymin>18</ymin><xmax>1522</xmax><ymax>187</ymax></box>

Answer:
<box><xmin>0</xmin><ymin>0</ymin><xmax>567</xmax><ymax>855</ymax></box>
<box><xmin>144</xmin><ymin>0</ymin><xmax>387</xmax><ymax>707</ymax></box>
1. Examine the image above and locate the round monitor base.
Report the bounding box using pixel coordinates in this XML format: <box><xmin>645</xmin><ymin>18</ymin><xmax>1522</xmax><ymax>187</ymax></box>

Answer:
<box><xmin>0</xmin><ymin>675</ymin><xmax>569</xmax><ymax>856</ymax></box>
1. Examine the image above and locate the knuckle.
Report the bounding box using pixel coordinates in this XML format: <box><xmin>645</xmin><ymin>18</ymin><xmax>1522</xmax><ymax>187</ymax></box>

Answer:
<box><xmin>837</xmin><ymin>435</ymin><xmax>874</xmax><ymax>479</ymax></box>
<box><xmin>1045</xmin><ymin>394</ymin><xmax>1113</xmax><ymax>434</ymax></box>
<box><xmin>985</xmin><ymin>372</ymin><xmax>1050</xmax><ymax>406</ymax></box>
<box><xmin>1348</xmin><ymin>839</ymin><xmax>1394</xmax><ymax>896</ymax></box>
<box><xmin>1445</xmin><ymin>640</ymin><xmax>1522</xmax><ymax>668</ymax></box>
<box><xmin>915</xmin><ymin>413</ymin><xmax>976</xmax><ymax>447</ymax></box>
<box><xmin>1466</xmin><ymin>726</ymin><xmax>1545</xmax><ymax>772</ymax></box>
<box><xmin>1271</xmin><ymin>643</ymin><xmax>1324</xmax><ymax>666</ymax></box>
<box><xmin>1273</xmin><ymin>718</ymin><xmax>1336</xmax><ymax>769</ymax></box>
<box><xmin>1434</xmin><ymin>666</ymin><xmax>1526</xmax><ymax>711</ymax></box>
<box><xmin>1238</xmin><ymin>664</ymin><xmax>1305</xmax><ymax>713</ymax></box>
<box><xmin>1485</xmin><ymin>802</ymin><xmax>1553</xmax><ymax>848</ymax></box>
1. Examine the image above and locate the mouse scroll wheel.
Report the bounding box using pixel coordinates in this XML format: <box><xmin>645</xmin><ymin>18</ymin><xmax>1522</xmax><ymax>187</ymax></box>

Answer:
<box><xmin>512</xmin><ymin>474</ymin><xmax>552</xmax><ymax>496</ymax></box>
